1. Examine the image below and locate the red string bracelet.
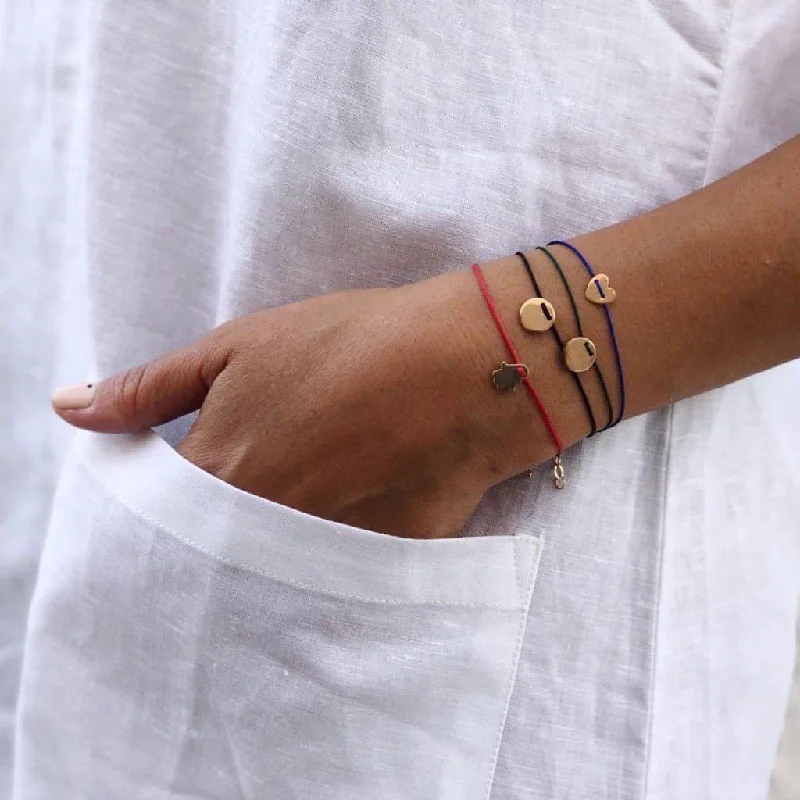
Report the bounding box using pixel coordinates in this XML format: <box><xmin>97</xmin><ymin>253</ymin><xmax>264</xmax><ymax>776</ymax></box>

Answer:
<box><xmin>472</xmin><ymin>262</ymin><xmax>566</xmax><ymax>486</ymax></box>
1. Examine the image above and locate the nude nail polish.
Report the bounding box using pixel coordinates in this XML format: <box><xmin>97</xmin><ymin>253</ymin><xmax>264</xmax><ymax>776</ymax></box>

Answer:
<box><xmin>51</xmin><ymin>382</ymin><xmax>96</xmax><ymax>411</ymax></box>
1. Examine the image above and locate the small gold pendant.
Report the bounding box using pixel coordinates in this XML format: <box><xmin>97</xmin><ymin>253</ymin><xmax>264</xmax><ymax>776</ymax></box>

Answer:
<box><xmin>553</xmin><ymin>455</ymin><xmax>565</xmax><ymax>489</ymax></box>
<box><xmin>564</xmin><ymin>337</ymin><xmax>597</xmax><ymax>373</ymax></box>
<box><xmin>519</xmin><ymin>297</ymin><xmax>556</xmax><ymax>332</ymax></box>
<box><xmin>585</xmin><ymin>274</ymin><xmax>616</xmax><ymax>305</ymax></box>
<box><xmin>492</xmin><ymin>361</ymin><xmax>528</xmax><ymax>392</ymax></box>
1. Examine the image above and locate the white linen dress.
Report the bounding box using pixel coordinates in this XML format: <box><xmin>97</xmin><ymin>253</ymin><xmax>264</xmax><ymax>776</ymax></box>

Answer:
<box><xmin>2</xmin><ymin>1</ymin><xmax>800</xmax><ymax>798</ymax></box>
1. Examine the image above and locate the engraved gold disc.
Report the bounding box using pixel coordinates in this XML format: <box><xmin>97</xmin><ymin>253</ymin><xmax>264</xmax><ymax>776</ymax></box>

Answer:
<box><xmin>564</xmin><ymin>337</ymin><xmax>597</xmax><ymax>373</ymax></box>
<box><xmin>519</xmin><ymin>297</ymin><xmax>556</xmax><ymax>332</ymax></box>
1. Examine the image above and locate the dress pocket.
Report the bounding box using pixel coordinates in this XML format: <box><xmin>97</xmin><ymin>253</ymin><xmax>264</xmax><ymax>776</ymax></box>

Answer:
<box><xmin>15</xmin><ymin>430</ymin><xmax>543</xmax><ymax>800</ymax></box>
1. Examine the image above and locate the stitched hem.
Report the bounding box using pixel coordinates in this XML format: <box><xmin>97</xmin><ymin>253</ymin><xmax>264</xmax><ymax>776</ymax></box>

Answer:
<box><xmin>75</xmin><ymin>453</ymin><xmax>546</xmax><ymax>610</ymax></box>
<box><xmin>71</xmin><ymin>429</ymin><xmax>542</xmax><ymax>609</ymax></box>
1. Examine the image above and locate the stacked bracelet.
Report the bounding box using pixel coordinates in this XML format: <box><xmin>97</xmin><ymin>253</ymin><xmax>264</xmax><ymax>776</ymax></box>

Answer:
<box><xmin>471</xmin><ymin>241</ymin><xmax>625</xmax><ymax>489</ymax></box>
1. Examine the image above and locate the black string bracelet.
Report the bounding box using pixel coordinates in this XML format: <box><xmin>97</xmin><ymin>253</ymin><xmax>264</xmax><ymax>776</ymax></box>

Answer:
<box><xmin>516</xmin><ymin>250</ymin><xmax>598</xmax><ymax>437</ymax></box>
<box><xmin>535</xmin><ymin>246</ymin><xmax>615</xmax><ymax>432</ymax></box>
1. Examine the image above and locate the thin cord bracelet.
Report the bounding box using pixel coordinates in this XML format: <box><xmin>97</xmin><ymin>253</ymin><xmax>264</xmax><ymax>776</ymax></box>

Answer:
<box><xmin>548</xmin><ymin>240</ymin><xmax>626</xmax><ymax>427</ymax></box>
<box><xmin>471</xmin><ymin>263</ymin><xmax>566</xmax><ymax>488</ymax></box>
<box><xmin>515</xmin><ymin>251</ymin><xmax>599</xmax><ymax>436</ymax></box>
<box><xmin>535</xmin><ymin>246</ymin><xmax>615</xmax><ymax>432</ymax></box>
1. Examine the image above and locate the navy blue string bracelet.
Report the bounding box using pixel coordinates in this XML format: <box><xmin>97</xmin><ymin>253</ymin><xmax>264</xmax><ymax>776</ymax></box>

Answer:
<box><xmin>548</xmin><ymin>240</ymin><xmax>626</xmax><ymax>427</ymax></box>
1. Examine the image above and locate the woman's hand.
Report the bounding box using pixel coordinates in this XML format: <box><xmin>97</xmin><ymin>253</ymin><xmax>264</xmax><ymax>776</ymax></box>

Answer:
<box><xmin>51</xmin><ymin>269</ymin><xmax>556</xmax><ymax>539</ymax></box>
<box><xmin>51</xmin><ymin>136</ymin><xmax>800</xmax><ymax>539</ymax></box>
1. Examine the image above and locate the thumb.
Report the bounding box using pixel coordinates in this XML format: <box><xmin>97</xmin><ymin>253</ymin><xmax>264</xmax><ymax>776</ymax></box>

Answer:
<box><xmin>50</xmin><ymin>337</ymin><xmax>232</xmax><ymax>433</ymax></box>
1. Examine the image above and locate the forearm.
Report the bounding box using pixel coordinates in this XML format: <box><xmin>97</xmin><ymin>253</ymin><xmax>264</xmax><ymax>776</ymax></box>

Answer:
<box><xmin>422</xmin><ymin>135</ymin><xmax>800</xmax><ymax>481</ymax></box>
<box><xmin>575</xmin><ymin>134</ymin><xmax>800</xmax><ymax>417</ymax></box>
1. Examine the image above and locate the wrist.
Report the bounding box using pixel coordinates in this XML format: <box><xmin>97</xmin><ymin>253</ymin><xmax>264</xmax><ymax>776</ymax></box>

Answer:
<box><xmin>398</xmin><ymin>256</ymin><xmax>591</xmax><ymax>485</ymax></box>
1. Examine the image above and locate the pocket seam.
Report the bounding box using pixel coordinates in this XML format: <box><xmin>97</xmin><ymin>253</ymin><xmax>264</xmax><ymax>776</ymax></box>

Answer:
<box><xmin>74</xmin><ymin>453</ymin><xmax>541</xmax><ymax>610</ymax></box>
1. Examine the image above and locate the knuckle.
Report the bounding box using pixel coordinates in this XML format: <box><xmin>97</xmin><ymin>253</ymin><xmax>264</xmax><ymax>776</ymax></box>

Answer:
<box><xmin>109</xmin><ymin>363</ymin><xmax>150</xmax><ymax>418</ymax></box>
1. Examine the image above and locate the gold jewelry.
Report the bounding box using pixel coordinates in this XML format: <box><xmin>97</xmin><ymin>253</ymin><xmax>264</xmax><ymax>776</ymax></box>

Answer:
<box><xmin>491</xmin><ymin>361</ymin><xmax>529</xmax><ymax>392</ymax></box>
<box><xmin>563</xmin><ymin>336</ymin><xmax>597</xmax><ymax>373</ymax></box>
<box><xmin>585</xmin><ymin>273</ymin><xmax>616</xmax><ymax>305</ymax></box>
<box><xmin>553</xmin><ymin>454</ymin><xmax>566</xmax><ymax>489</ymax></box>
<box><xmin>519</xmin><ymin>297</ymin><xmax>556</xmax><ymax>332</ymax></box>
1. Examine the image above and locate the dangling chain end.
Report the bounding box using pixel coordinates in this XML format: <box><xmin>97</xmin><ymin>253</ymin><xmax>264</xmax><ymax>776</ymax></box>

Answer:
<box><xmin>553</xmin><ymin>454</ymin><xmax>566</xmax><ymax>489</ymax></box>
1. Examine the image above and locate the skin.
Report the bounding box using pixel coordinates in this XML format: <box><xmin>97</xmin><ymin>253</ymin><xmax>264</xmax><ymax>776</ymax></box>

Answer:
<box><xmin>52</xmin><ymin>135</ymin><xmax>800</xmax><ymax>538</ymax></box>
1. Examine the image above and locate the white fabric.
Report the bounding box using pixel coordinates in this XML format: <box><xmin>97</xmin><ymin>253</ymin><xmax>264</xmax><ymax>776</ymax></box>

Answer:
<box><xmin>3</xmin><ymin>0</ymin><xmax>800</xmax><ymax>798</ymax></box>
<box><xmin>17</xmin><ymin>431</ymin><xmax>542</xmax><ymax>799</ymax></box>
<box><xmin>0</xmin><ymin>2</ymin><xmax>93</xmax><ymax>794</ymax></box>
<box><xmin>771</xmin><ymin>612</ymin><xmax>800</xmax><ymax>800</ymax></box>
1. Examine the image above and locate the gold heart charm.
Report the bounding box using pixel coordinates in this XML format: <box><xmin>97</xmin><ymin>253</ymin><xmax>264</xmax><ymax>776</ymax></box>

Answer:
<box><xmin>585</xmin><ymin>274</ymin><xmax>616</xmax><ymax>305</ymax></box>
<box><xmin>519</xmin><ymin>297</ymin><xmax>556</xmax><ymax>332</ymax></box>
<box><xmin>564</xmin><ymin>337</ymin><xmax>597</xmax><ymax>373</ymax></box>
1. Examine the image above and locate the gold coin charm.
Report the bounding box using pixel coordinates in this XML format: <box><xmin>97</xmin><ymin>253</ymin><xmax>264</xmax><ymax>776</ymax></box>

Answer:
<box><xmin>564</xmin><ymin>337</ymin><xmax>597</xmax><ymax>373</ymax></box>
<box><xmin>492</xmin><ymin>361</ymin><xmax>528</xmax><ymax>392</ymax></box>
<box><xmin>585</xmin><ymin>273</ymin><xmax>616</xmax><ymax>304</ymax></box>
<box><xmin>519</xmin><ymin>297</ymin><xmax>556</xmax><ymax>332</ymax></box>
